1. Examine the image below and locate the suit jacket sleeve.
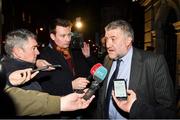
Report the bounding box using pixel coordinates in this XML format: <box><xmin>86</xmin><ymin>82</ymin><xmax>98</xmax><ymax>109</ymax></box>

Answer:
<box><xmin>130</xmin><ymin>55</ymin><xmax>176</xmax><ymax>118</ymax></box>
<box><xmin>4</xmin><ymin>85</ymin><xmax>60</xmax><ymax>116</ymax></box>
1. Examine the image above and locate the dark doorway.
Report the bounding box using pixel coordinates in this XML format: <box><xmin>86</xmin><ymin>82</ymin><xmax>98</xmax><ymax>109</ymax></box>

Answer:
<box><xmin>163</xmin><ymin>8</ymin><xmax>177</xmax><ymax>86</ymax></box>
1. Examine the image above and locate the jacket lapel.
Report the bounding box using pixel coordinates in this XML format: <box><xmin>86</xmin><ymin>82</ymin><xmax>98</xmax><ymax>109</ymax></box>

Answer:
<box><xmin>101</xmin><ymin>56</ymin><xmax>113</xmax><ymax>100</ymax></box>
<box><xmin>129</xmin><ymin>48</ymin><xmax>143</xmax><ymax>90</ymax></box>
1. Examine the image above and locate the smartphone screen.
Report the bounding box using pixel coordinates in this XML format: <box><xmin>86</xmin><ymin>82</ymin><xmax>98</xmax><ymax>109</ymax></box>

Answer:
<box><xmin>113</xmin><ymin>79</ymin><xmax>127</xmax><ymax>100</ymax></box>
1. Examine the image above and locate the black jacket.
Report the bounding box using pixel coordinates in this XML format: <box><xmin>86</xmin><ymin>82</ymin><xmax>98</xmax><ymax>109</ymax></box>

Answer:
<box><xmin>2</xmin><ymin>57</ymin><xmax>42</xmax><ymax>91</ymax></box>
<box><xmin>37</xmin><ymin>46</ymin><xmax>74</xmax><ymax>96</ymax></box>
<box><xmin>38</xmin><ymin>45</ymin><xmax>95</xmax><ymax>96</ymax></box>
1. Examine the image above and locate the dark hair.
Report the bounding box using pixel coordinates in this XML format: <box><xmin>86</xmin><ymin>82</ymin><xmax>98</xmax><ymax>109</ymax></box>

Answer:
<box><xmin>49</xmin><ymin>18</ymin><xmax>72</xmax><ymax>34</ymax></box>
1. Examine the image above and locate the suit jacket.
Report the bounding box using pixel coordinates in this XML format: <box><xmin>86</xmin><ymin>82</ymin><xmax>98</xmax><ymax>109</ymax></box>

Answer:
<box><xmin>96</xmin><ymin>47</ymin><xmax>176</xmax><ymax>119</ymax></box>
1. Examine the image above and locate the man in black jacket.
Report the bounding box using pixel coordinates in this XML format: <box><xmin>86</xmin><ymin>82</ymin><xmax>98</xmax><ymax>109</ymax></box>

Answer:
<box><xmin>2</xmin><ymin>29</ymin><xmax>42</xmax><ymax>91</ymax></box>
<box><xmin>38</xmin><ymin>18</ymin><xmax>94</xmax><ymax>118</ymax></box>
<box><xmin>38</xmin><ymin>18</ymin><xmax>91</xmax><ymax>96</ymax></box>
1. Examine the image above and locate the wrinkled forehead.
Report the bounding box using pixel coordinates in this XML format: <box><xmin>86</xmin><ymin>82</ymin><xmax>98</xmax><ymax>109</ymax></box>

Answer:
<box><xmin>105</xmin><ymin>28</ymin><xmax>124</xmax><ymax>37</ymax></box>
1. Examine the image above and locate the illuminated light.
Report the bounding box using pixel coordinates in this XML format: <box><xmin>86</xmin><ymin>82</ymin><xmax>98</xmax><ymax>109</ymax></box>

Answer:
<box><xmin>75</xmin><ymin>17</ymin><xmax>83</xmax><ymax>30</ymax></box>
<box><xmin>75</xmin><ymin>21</ymin><xmax>82</xmax><ymax>29</ymax></box>
<box><xmin>39</xmin><ymin>27</ymin><xmax>43</xmax><ymax>31</ymax></box>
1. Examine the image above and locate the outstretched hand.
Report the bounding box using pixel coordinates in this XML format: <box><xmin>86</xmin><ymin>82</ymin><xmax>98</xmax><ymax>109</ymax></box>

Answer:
<box><xmin>81</xmin><ymin>42</ymin><xmax>90</xmax><ymax>58</ymax></box>
<box><xmin>9</xmin><ymin>68</ymin><xmax>39</xmax><ymax>86</ymax></box>
<box><xmin>61</xmin><ymin>92</ymin><xmax>95</xmax><ymax>111</ymax></box>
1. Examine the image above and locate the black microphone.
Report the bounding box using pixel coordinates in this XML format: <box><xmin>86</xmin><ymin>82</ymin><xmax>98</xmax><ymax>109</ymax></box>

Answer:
<box><xmin>83</xmin><ymin>63</ymin><xmax>108</xmax><ymax>100</ymax></box>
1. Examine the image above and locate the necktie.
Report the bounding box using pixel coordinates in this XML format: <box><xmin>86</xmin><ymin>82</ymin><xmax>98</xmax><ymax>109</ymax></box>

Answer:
<box><xmin>105</xmin><ymin>59</ymin><xmax>121</xmax><ymax>117</ymax></box>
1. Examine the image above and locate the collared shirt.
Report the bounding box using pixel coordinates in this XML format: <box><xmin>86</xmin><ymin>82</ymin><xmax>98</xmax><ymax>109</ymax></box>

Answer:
<box><xmin>107</xmin><ymin>47</ymin><xmax>133</xmax><ymax>119</ymax></box>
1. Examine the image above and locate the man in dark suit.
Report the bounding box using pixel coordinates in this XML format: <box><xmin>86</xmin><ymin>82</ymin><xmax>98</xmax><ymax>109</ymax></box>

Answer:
<box><xmin>95</xmin><ymin>20</ymin><xmax>176</xmax><ymax>119</ymax></box>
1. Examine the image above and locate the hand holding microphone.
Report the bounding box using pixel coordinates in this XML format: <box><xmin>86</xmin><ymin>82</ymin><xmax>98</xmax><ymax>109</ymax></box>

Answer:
<box><xmin>72</xmin><ymin>77</ymin><xmax>90</xmax><ymax>90</ymax></box>
<box><xmin>83</xmin><ymin>63</ymin><xmax>108</xmax><ymax>100</ymax></box>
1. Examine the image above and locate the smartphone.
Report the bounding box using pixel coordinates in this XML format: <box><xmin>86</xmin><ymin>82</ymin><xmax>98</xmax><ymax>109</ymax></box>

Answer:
<box><xmin>113</xmin><ymin>79</ymin><xmax>127</xmax><ymax>100</ymax></box>
<box><xmin>32</xmin><ymin>64</ymin><xmax>62</xmax><ymax>72</ymax></box>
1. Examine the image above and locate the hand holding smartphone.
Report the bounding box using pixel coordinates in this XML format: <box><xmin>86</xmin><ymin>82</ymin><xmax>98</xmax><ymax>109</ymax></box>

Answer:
<box><xmin>113</xmin><ymin>79</ymin><xmax>127</xmax><ymax>100</ymax></box>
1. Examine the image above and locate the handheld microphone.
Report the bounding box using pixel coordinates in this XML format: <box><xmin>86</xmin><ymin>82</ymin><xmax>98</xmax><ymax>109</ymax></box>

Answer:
<box><xmin>83</xmin><ymin>63</ymin><xmax>108</xmax><ymax>100</ymax></box>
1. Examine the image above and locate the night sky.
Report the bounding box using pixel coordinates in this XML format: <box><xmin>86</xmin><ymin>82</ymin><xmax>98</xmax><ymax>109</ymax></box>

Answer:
<box><xmin>2</xmin><ymin>0</ymin><xmax>144</xmax><ymax>48</ymax></box>
<box><xmin>3</xmin><ymin>0</ymin><xmax>102</xmax><ymax>41</ymax></box>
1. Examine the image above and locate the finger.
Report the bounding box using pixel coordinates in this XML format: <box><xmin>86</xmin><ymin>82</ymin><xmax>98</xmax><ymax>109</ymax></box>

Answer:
<box><xmin>44</xmin><ymin>62</ymin><xmax>51</xmax><ymax>66</ymax></box>
<box><xmin>31</xmin><ymin>71</ymin><xmax>39</xmax><ymax>79</ymax></box>
<box><xmin>127</xmin><ymin>89</ymin><xmax>134</xmax><ymax>95</ymax></box>
<box><xmin>81</xmin><ymin>80</ymin><xmax>90</xmax><ymax>84</ymax></box>
<box><xmin>80</xmin><ymin>86</ymin><xmax>86</xmax><ymax>89</ymax></box>
<box><xmin>80</xmin><ymin>80</ymin><xmax>90</xmax><ymax>84</ymax></box>
<box><xmin>25</xmin><ymin>70</ymin><xmax>31</xmax><ymax>82</ymax></box>
<box><xmin>86</xmin><ymin>95</ymin><xmax>95</xmax><ymax>103</ymax></box>
<box><xmin>83</xmin><ymin>88</ymin><xmax>88</xmax><ymax>93</ymax></box>
<box><xmin>112</xmin><ymin>90</ymin><xmax>124</xmax><ymax>104</ymax></box>
<box><xmin>81</xmin><ymin>82</ymin><xmax>88</xmax><ymax>87</ymax></box>
<box><xmin>18</xmin><ymin>71</ymin><xmax>27</xmax><ymax>84</ymax></box>
<box><xmin>78</xmin><ymin>86</ymin><xmax>85</xmax><ymax>90</ymax></box>
<box><xmin>85</xmin><ymin>80</ymin><xmax>90</xmax><ymax>83</ymax></box>
<box><xmin>21</xmin><ymin>71</ymin><xmax>27</xmax><ymax>80</ymax></box>
<box><xmin>81</xmin><ymin>95</ymin><xmax>95</xmax><ymax>108</ymax></box>
<box><xmin>84</xmin><ymin>42</ymin><xmax>88</xmax><ymax>46</ymax></box>
<box><xmin>47</xmin><ymin>67</ymin><xmax>55</xmax><ymax>70</ymax></box>
<box><xmin>38</xmin><ymin>60</ymin><xmax>51</xmax><ymax>67</ymax></box>
<box><xmin>112</xmin><ymin>90</ymin><xmax>118</xmax><ymax>102</ymax></box>
<box><xmin>81</xmin><ymin>78</ymin><xmax>90</xmax><ymax>83</ymax></box>
<box><xmin>112</xmin><ymin>90</ymin><xmax>115</xmax><ymax>96</ymax></box>
<box><xmin>76</xmin><ymin>92</ymin><xmax>85</xmax><ymax>98</ymax></box>
<box><xmin>127</xmin><ymin>90</ymin><xmax>136</xmax><ymax>101</ymax></box>
<box><xmin>83</xmin><ymin>82</ymin><xmax>89</xmax><ymax>87</ymax></box>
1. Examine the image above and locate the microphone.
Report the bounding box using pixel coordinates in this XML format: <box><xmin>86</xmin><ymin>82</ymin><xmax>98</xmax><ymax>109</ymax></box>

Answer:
<box><xmin>83</xmin><ymin>63</ymin><xmax>108</xmax><ymax>100</ymax></box>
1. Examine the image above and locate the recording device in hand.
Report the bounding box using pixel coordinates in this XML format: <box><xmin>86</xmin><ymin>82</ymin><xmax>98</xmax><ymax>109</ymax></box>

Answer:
<box><xmin>70</xmin><ymin>32</ymin><xmax>84</xmax><ymax>49</ymax></box>
<box><xmin>83</xmin><ymin>63</ymin><xmax>108</xmax><ymax>100</ymax></box>
<box><xmin>32</xmin><ymin>64</ymin><xmax>62</xmax><ymax>72</ymax></box>
<box><xmin>114</xmin><ymin>79</ymin><xmax>127</xmax><ymax>100</ymax></box>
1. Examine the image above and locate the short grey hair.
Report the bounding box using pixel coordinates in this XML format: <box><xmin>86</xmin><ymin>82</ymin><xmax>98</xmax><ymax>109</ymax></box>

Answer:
<box><xmin>5</xmin><ymin>29</ymin><xmax>37</xmax><ymax>58</ymax></box>
<box><xmin>105</xmin><ymin>20</ymin><xmax>134</xmax><ymax>41</ymax></box>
